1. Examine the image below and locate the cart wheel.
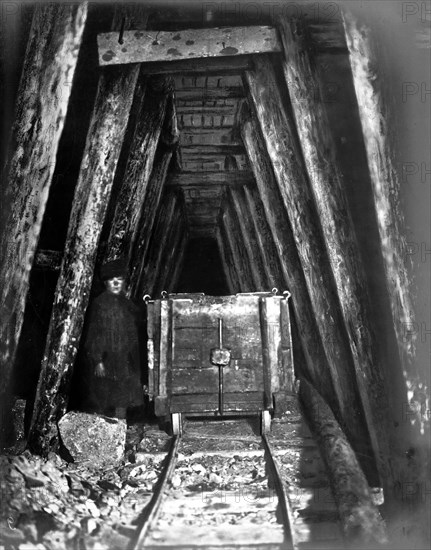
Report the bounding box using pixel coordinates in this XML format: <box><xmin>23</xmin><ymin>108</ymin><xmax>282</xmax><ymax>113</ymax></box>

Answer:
<box><xmin>171</xmin><ymin>413</ymin><xmax>183</xmax><ymax>435</ymax></box>
<box><xmin>261</xmin><ymin>410</ymin><xmax>271</xmax><ymax>435</ymax></box>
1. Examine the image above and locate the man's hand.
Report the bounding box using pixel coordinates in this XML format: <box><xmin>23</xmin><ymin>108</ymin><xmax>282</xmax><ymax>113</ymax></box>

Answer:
<box><xmin>94</xmin><ymin>362</ymin><xmax>106</xmax><ymax>378</ymax></box>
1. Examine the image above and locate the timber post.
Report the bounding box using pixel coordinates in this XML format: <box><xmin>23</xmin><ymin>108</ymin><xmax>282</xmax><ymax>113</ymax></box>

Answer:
<box><xmin>277</xmin><ymin>17</ymin><xmax>395</xmax><ymax>491</ymax></box>
<box><xmin>342</xmin><ymin>11</ymin><xmax>425</xmax><ymax>434</ymax></box>
<box><xmin>105</xmin><ymin>76</ymin><xmax>174</xmax><ymax>262</ymax></box>
<box><xmin>28</xmin><ymin>7</ymin><xmax>148</xmax><ymax>456</ymax></box>
<box><xmin>238</xmin><ymin>99</ymin><xmax>374</xmax><ymax>472</ymax></box>
<box><xmin>0</xmin><ymin>3</ymin><xmax>87</xmax><ymax>442</ymax></box>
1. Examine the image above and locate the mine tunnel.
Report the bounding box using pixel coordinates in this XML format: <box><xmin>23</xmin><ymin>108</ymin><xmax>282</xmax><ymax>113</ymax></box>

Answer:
<box><xmin>0</xmin><ymin>2</ymin><xmax>429</xmax><ymax>548</ymax></box>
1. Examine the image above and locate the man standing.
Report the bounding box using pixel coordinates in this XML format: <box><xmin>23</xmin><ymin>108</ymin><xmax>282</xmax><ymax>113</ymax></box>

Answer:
<box><xmin>83</xmin><ymin>258</ymin><xmax>143</xmax><ymax>419</ymax></box>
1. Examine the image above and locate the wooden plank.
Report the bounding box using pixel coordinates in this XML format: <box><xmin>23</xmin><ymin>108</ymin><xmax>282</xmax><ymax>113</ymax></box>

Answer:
<box><xmin>175</xmin><ymin>86</ymin><xmax>244</xmax><ymax>101</ymax></box>
<box><xmin>28</xmin><ymin>8</ymin><xmax>147</xmax><ymax>456</ymax></box>
<box><xmin>244</xmin><ymin>59</ymin><xmax>378</xmax><ymax>471</ymax></box>
<box><xmin>139</xmin><ymin>54</ymin><xmax>255</xmax><ymax>75</ymax></box>
<box><xmin>105</xmin><ymin>77</ymin><xmax>172</xmax><ymax>261</ymax></box>
<box><xmin>181</xmin><ymin>144</ymin><xmax>245</xmax><ymax>155</ymax></box>
<box><xmin>174</xmin><ymin>75</ymin><xmax>243</xmax><ymax>88</ymax></box>
<box><xmin>129</xmin><ymin>149</ymin><xmax>174</xmax><ymax>296</ymax></box>
<box><xmin>159</xmin><ymin>300</ymin><xmax>171</xmax><ymax>397</ymax></box>
<box><xmin>228</xmin><ymin>186</ymin><xmax>268</xmax><ymax>291</ymax></box>
<box><xmin>279</xmin><ymin>17</ymin><xmax>393</xmax><ymax>489</ymax></box>
<box><xmin>169</xmin><ymin>171</ymin><xmax>253</xmax><ymax>187</ymax></box>
<box><xmin>179</xmin><ymin>128</ymin><xmax>238</xmax><ymax>146</ymax></box>
<box><xmin>98</xmin><ymin>26</ymin><xmax>281</xmax><ymax>66</ymax></box>
<box><xmin>0</xmin><ymin>3</ymin><xmax>87</xmax><ymax>433</ymax></box>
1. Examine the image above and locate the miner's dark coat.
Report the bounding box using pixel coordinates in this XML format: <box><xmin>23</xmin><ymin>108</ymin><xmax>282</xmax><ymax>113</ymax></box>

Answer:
<box><xmin>79</xmin><ymin>290</ymin><xmax>144</xmax><ymax>412</ymax></box>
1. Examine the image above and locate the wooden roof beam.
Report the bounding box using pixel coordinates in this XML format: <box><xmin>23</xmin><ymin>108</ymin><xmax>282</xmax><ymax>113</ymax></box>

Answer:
<box><xmin>168</xmin><ymin>171</ymin><xmax>253</xmax><ymax>187</ymax></box>
<box><xmin>98</xmin><ymin>26</ymin><xmax>280</xmax><ymax>66</ymax></box>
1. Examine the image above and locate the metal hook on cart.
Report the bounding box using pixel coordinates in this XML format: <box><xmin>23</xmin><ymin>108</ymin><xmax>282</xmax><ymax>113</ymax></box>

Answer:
<box><xmin>143</xmin><ymin>294</ymin><xmax>151</xmax><ymax>304</ymax></box>
<box><xmin>283</xmin><ymin>290</ymin><xmax>291</xmax><ymax>300</ymax></box>
<box><xmin>271</xmin><ymin>287</ymin><xmax>278</xmax><ymax>295</ymax></box>
<box><xmin>161</xmin><ymin>290</ymin><xmax>168</xmax><ymax>299</ymax></box>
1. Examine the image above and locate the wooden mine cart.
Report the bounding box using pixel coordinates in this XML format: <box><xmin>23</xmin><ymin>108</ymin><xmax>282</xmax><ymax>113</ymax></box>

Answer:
<box><xmin>146</xmin><ymin>292</ymin><xmax>294</xmax><ymax>434</ymax></box>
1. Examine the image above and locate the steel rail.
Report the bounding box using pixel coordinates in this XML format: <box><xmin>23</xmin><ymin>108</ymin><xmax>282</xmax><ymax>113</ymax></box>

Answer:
<box><xmin>132</xmin><ymin>434</ymin><xmax>181</xmax><ymax>549</ymax></box>
<box><xmin>262</xmin><ymin>434</ymin><xmax>299</xmax><ymax>550</ymax></box>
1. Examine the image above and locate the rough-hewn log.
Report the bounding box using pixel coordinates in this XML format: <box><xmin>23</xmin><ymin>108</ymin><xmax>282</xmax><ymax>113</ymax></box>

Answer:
<box><xmin>169</xmin><ymin>171</ymin><xmax>252</xmax><ymax>187</ymax></box>
<box><xmin>138</xmin><ymin>191</ymin><xmax>179</xmax><ymax>297</ymax></box>
<box><xmin>129</xmin><ymin>149</ymin><xmax>174</xmax><ymax>297</ymax></box>
<box><xmin>220</xmin><ymin>197</ymin><xmax>254</xmax><ymax>293</ymax></box>
<box><xmin>166</xmin><ymin>226</ymin><xmax>189</xmax><ymax>294</ymax></box>
<box><xmin>0</xmin><ymin>3</ymin><xmax>87</xmax><ymax>433</ymax></box>
<box><xmin>98</xmin><ymin>26</ymin><xmax>280</xmax><ymax>66</ymax></box>
<box><xmin>216</xmin><ymin>226</ymin><xmax>236</xmax><ymax>295</ymax></box>
<box><xmin>105</xmin><ymin>78</ymin><xmax>172</xmax><ymax>261</ymax></box>
<box><xmin>28</xmin><ymin>9</ymin><xmax>147</xmax><ymax>456</ymax></box>
<box><xmin>217</xmin><ymin>222</ymin><xmax>241</xmax><ymax>293</ymax></box>
<box><xmin>154</xmin><ymin>200</ymin><xmax>188</xmax><ymax>296</ymax></box>
<box><xmin>299</xmin><ymin>378</ymin><xmax>387</xmax><ymax>546</ymax></box>
<box><xmin>239</xmin><ymin>104</ymin><xmax>334</xmax><ymax>402</ymax></box>
<box><xmin>343</xmin><ymin>12</ymin><xmax>423</xmax><ymax>430</ymax></box>
<box><xmin>278</xmin><ymin>18</ymin><xmax>394</xmax><ymax>487</ymax></box>
<box><xmin>239</xmin><ymin>102</ymin><xmax>375</xmax><ymax>470</ymax></box>
<box><xmin>242</xmin><ymin>184</ymin><xmax>286</xmax><ymax>292</ymax></box>
<box><xmin>227</xmin><ymin>187</ymin><xmax>268</xmax><ymax>291</ymax></box>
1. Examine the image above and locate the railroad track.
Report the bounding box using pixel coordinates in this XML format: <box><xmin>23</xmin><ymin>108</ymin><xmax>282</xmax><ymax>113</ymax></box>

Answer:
<box><xmin>130</xmin><ymin>414</ymin><xmax>324</xmax><ymax>550</ymax></box>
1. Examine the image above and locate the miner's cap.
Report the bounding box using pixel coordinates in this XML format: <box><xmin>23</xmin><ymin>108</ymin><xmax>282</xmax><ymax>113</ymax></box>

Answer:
<box><xmin>100</xmin><ymin>258</ymin><xmax>128</xmax><ymax>281</ymax></box>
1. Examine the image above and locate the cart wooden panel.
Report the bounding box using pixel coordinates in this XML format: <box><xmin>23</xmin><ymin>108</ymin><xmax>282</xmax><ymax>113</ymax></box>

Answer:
<box><xmin>146</xmin><ymin>292</ymin><xmax>293</xmax><ymax>418</ymax></box>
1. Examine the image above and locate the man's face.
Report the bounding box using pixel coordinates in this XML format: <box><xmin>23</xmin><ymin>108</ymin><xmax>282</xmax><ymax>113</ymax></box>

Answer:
<box><xmin>105</xmin><ymin>276</ymin><xmax>126</xmax><ymax>295</ymax></box>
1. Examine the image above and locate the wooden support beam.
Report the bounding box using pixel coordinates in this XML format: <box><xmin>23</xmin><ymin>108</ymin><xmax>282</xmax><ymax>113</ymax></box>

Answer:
<box><xmin>238</xmin><ymin>103</ymin><xmax>369</xmax><ymax>449</ymax></box>
<box><xmin>280</xmin><ymin>16</ymin><xmax>396</xmax><ymax>487</ymax></box>
<box><xmin>175</xmin><ymin>87</ymin><xmax>244</xmax><ymax>101</ymax></box>
<box><xmin>343</xmin><ymin>12</ymin><xmax>421</xmax><ymax>431</ymax></box>
<box><xmin>215</xmin><ymin>227</ymin><xmax>235</xmax><ymax>295</ymax></box>
<box><xmin>98</xmin><ymin>26</ymin><xmax>280</xmax><ymax>66</ymax></box>
<box><xmin>105</xmin><ymin>77</ymin><xmax>172</xmax><ymax>261</ymax></box>
<box><xmin>181</xmin><ymin>144</ymin><xmax>244</xmax><ymax>156</ymax></box>
<box><xmin>130</xmin><ymin>149</ymin><xmax>174</xmax><ymax>297</ymax></box>
<box><xmin>139</xmin><ymin>54</ymin><xmax>255</xmax><ymax>75</ymax></box>
<box><xmin>220</xmin><ymin>196</ymin><xmax>254</xmax><ymax>293</ymax></box>
<box><xmin>154</xmin><ymin>200</ymin><xmax>188</xmax><ymax>296</ymax></box>
<box><xmin>0</xmin><ymin>3</ymin><xmax>87</xmax><ymax>437</ymax></box>
<box><xmin>244</xmin><ymin>57</ymin><xmax>386</xmax><ymax>479</ymax></box>
<box><xmin>167</xmin><ymin>228</ymin><xmax>189</xmax><ymax>294</ymax></box>
<box><xmin>179</xmin><ymin>128</ymin><xmax>238</xmax><ymax>147</ymax></box>
<box><xmin>242</xmin><ymin>184</ymin><xmax>286</xmax><ymax>292</ymax></box>
<box><xmin>138</xmin><ymin>190</ymin><xmax>179</xmax><ymax>297</ymax></box>
<box><xmin>169</xmin><ymin>171</ymin><xmax>253</xmax><ymax>187</ymax></box>
<box><xmin>28</xmin><ymin>8</ymin><xmax>147</xmax><ymax>456</ymax></box>
<box><xmin>227</xmin><ymin>187</ymin><xmax>268</xmax><ymax>291</ymax></box>
<box><xmin>217</xmin><ymin>223</ymin><xmax>241</xmax><ymax>293</ymax></box>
